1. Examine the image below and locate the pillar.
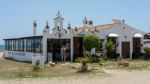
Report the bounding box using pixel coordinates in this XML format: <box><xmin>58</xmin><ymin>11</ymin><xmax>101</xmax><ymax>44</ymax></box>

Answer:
<box><xmin>43</xmin><ymin>37</ymin><xmax>47</xmax><ymax>59</ymax></box>
<box><xmin>130</xmin><ymin>38</ymin><xmax>133</xmax><ymax>60</ymax></box>
<box><xmin>70</xmin><ymin>38</ymin><xmax>74</xmax><ymax>61</ymax></box>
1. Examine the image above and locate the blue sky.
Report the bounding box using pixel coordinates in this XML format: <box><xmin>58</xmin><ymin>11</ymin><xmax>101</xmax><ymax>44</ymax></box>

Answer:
<box><xmin>0</xmin><ymin>0</ymin><xmax>150</xmax><ymax>44</ymax></box>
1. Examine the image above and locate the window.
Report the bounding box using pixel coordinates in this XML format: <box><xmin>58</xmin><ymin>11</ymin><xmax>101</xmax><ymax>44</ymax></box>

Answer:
<box><xmin>5</xmin><ymin>40</ymin><xmax>8</xmax><ymax>50</ymax></box>
<box><xmin>9</xmin><ymin>40</ymin><xmax>12</xmax><ymax>51</ymax></box>
<box><xmin>5</xmin><ymin>39</ymin><xmax>25</xmax><ymax>51</ymax></box>
<box><xmin>13</xmin><ymin>40</ymin><xmax>16</xmax><ymax>51</ymax></box>
<box><xmin>18</xmin><ymin>39</ymin><xmax>24</xmax><ymax>51</ymax></box>
<box><xmin>35</xmin><ymin>38</ymin><xmax>42</xmax><ymax>53</ymax></box>
<box><xmin>26</xmin><ymin>37</ymin><xmax>42</xmax><ymax>53</ymax></box>
<box><xmin>15</xmin><ymin>40</ymin><xmax>18</xmax><ymax>51</ymax></box>
<box><xmin>26</xmin><ymin>38</ymin><xmax>33</xmax><ymax>52</ymax></box>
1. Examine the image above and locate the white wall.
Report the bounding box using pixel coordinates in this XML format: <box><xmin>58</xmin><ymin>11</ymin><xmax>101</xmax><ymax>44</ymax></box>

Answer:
<box><xmin>4</xmin><ymin>51</ymin><xmax>43</xmax><ymax>62</ymax></box>
<box><xmin>43</xmin><ymin>28</ymin><xmax>74</xmax><ymax>62</ymax></box>
<box><xmin>95</xmin><ymin>23</ymin><xmax>145</xmax><ymax>59</ymax></box>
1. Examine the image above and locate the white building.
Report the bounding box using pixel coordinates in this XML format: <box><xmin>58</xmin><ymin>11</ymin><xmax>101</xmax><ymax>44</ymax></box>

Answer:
<box><xmin>4</xmin><ymin>12</ymin><xmax>145</xmax><ymax>63</ymax></box>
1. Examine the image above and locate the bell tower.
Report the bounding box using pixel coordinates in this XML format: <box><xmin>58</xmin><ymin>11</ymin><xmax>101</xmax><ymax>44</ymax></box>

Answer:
<box><xmin>54</xmin><ymin>11</ymin><xmax>64</xmax><ymax>29</ymax></box>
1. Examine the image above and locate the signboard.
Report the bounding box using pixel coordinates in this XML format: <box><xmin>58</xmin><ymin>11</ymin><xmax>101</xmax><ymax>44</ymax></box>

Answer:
<box><xmin>8</xmin><ymin>51</ymin><xmax>25</xmax><ymax>56</ymax></box>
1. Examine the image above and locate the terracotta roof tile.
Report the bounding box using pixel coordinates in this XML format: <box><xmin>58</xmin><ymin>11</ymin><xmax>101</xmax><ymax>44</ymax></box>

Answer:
<box><xmin>70</xmin><ymin>23</ymin><xmax>123</xmax><ymax>33</ymax></box>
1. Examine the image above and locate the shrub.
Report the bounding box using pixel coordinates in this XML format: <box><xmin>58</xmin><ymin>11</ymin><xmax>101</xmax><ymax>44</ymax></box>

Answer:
<box><xmin>32</xmin><ymin>60</ymin><xmax>41</xmax><ymax>72</ymax></box>
<box><xmin>75</xmin><ymin>56</ymin><xmax>91</xmax><ymax>64</ymax></box>
<box><xmin>75</xmin><ymin>55</ymin><xmax>102</xmax><ymax>63</ymax></box>
<box><xmin>144</xmin><ymin>47</ymin><xmax>150</xmax><ymax>60</ymax></box>
<box><xmin>117</xmin><ymin>56</ymin><xmax>123</xmax><ymax>62</ymax></box>
<box><xmin>90</xmin><ymin>56</ymin><xmax>100</xmax><ymax>63</ymax></box>
<box><xmin>144</xmin><ymin>47</ymin><xmax>150</xmax><ymax>53</ymax></box>
<box><xmin>105</xmin><ymin>39</ymin><xmax>115</xmax><ymax>58</ymax></box>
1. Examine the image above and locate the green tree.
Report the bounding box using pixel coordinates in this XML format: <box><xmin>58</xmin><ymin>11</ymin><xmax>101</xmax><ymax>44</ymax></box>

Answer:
<box><xmin>105</xmin><ymin>39</ymin><xmax>115</xmax><ymax>58</ymax></box>
<box><xmin>84</xmin><ymin>35</ymin><xmax>100</xmax><ymax>53</ymax></box>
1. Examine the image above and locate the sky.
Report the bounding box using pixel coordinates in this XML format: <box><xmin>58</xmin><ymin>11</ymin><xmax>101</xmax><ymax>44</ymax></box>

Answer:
<box><xmin>0</xmin><ymin>0</ymin><xmax>150</xmax><ymax>44</ymax></box>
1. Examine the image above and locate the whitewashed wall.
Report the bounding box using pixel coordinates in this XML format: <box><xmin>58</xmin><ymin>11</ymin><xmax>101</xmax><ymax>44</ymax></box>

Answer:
<box><xmin>43</xmin><ymin>28</ymin><xmax>74</xmax><ymax>62</ymax></box>
<box><xmin>95</xmin><ymin>23</ymin><xmax>145</xmax><ymax>59</ymax></box>
<box><xmin>4</xmin><ymin>51</ymin><xmax>43</xmax><ymax>62</ymax></box>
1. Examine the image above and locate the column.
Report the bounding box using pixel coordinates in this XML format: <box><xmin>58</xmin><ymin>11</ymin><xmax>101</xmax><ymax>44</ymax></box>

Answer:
<box><xmin>141</xmin><ymin>37</ymin><xmax>144</xmax><ymax>53</ymax></box>
<box><xmin>70</xmin><ymin>38</ymin><xmax>74</xmax><ymax>61</ymax></box>
<box><xmin>43</xmin><ymin>37</ymin><xmax>47</xmax><ymax>61</ymax></box>
<box><xmin>24</xmin><ymin>39</ymin><xmax>26</xmax><ymax>52</ymax></box>
<box><xmin>130</xmin><ymin>38</ymin><xmax>133</xmax><ymax>60</ymax></box>
<box><xmin>118</xmin><ymin>38</ymin><xmax>122</xmax><ymax>57</ymax></box>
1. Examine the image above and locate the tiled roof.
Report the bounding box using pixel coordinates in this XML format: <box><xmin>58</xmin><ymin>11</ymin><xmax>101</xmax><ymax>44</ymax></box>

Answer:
<box><xmin>71</xmin><ymin>22</ymin><xmax>123</xmax><ymax>33</ymax></box>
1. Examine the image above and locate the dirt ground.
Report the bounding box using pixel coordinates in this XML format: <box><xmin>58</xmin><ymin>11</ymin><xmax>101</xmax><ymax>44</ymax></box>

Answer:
<box><xmin>1</xmin><ymin>53</ymin><xmax>150</xmax><ymax>84</ymax></box>
<box><xmin>0</xmin><ymin>52</ymin><xmax>3</xmax><ymax>57</ymax></box>
<box><xmin>0</xmin><ymin>69</ymin><xmax>150</xmax><ymax>84</ymax></box>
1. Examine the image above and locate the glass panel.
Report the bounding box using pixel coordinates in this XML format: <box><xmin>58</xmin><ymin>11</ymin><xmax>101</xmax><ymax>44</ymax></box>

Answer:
<box><xmin>35</xmin><ymin>38</ymin><xmax>42</xmax><ymax>53</ymax></box>
<box><xmin>26</xmin><ymin>37</ymin><xmax>42</xmax><ymax>53</ymax></box>
<box><xmin>26</xmin><ymin>39</ymin><xmax>32</xmax><ymax>52</ymax></box>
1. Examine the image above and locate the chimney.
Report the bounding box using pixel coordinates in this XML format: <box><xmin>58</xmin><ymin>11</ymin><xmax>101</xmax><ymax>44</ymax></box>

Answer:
<box><xmin>112</xmin><ymin>19</ymin><xmax>124</xmax><ymax>24</ymax></box>
<box><xmin>33</xmin><ymin>20</ymin><xmax>37</xmax><ymax>36</ymax></box>
<box><xmin>82</xmin><ymin>17</ymin><xmax>93</xmax><ymax>27</ymax></box>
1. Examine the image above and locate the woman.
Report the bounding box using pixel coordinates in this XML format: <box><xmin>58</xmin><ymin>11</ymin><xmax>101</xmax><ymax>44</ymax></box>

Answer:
<box><xmin>61</xmin><ymin>45</ymin><xmax>66</xmax><ymax>62</ymax></box>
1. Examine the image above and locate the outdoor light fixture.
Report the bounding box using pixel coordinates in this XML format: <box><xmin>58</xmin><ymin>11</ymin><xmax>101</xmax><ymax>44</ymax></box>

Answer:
<box><xmin>124</xmin><ymin>35</ymin><xmax>127</xmax><ymax>38</ymax></box>
<box><xmin>59</xmin><ymin>33</ymin><xmax>61</xmax><ymax>38</ymax></box>
<box><xmin>141</xmin><ymin>44</ymin><xmax>143</xmax><ymax>47</ymax></box>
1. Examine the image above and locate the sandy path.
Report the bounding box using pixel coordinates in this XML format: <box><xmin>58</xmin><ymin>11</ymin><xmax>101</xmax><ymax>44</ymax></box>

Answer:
<box><xmin>0</xmin><ymin>52</ymin><xmax>4</xmax><ymax>59</ymax></box>
<box><xmin>0</xmin><ymin>69</ymin><xmax>150</xmax><ymax>84</ymax></box>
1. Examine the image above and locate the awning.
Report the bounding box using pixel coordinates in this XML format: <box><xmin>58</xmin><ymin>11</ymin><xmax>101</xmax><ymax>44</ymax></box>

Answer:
<box><xmin>108</xmin><ymin>33</ymin><xmax>119</xmax><ymax>37</ymax></box>
<box><xmin>133</xmin><ymin>33</ymin><xmax>143</xmax><ymax>38</ymax></box>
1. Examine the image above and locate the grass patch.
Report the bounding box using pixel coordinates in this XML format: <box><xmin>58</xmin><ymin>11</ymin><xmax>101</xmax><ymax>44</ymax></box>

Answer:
<box><xmin>0</xmin><ymin>59</ymin><xmax>107</xmax><ymax>79</ymax></box>
<box><xmin>100</xmin><ymin>59</ymin><xmax>150</xmax><ymax>71</ymax></box>
<box><xmin>1</xmin><ymin>58</ymin><xmax>149</xmax><ymax>80</ymax></box>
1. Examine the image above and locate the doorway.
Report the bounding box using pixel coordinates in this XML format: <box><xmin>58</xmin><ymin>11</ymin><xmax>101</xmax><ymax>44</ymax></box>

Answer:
<box><xmin>122</xmin><ymin>42</ymin><xmax>130</xmax><ymax>58</ymax></box>
<box><xmin>47</xmin><ymin>39</ymin><xmax>71</xmax><ymax>62</ymax></box>
<box><xmin>133</xmin><ymin>38</ymin><xmax>141</xmax><ymax>53</ymax></box>
<box><xmin>73</xmin><ymin>37</ymin><xmax>83</xmax><ymax>60</ymax></box>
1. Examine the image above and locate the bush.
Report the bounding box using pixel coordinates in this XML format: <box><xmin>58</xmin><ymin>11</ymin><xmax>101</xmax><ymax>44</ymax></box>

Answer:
<box><xmin>105</xmin><ymin>39</ymin><xmax>115</xmax><ymax>58</ymax></box>
<box><xmin>32</xmin><ymin>66</ymin><xmax>41</xmax><ymax>72</ymax></box>
<box><xmin>144</xmin><ymin>47</ymin><xmax>150</xmax><ymax>60</ymax></box>
<box><xmin>144</xmin><ymin>47</ymin><xmax>150</xmax><ymax>53</ymax></box>
<box><xmin>117</xmin><ymin>56</ymin><xmax>123</xmax><ymax>62</ymax></box>
<box><xmin>75</xmin><ymin>55</ymin><xmax>102</xmax><ymax>63</ymax></box>
<box><xmin>32</xmin><ymin>60</ymin><xmax>41</xmax><ymax>72</ymax></box>
<box><xmin>90</xmin><ymin>56</ymin><xmax>100</xmax><ymax>63</ymax></box>
<box><xmin>75</xmin><ymin>56</ymin><xmax>91</xmax><ymax>64</ymax></box>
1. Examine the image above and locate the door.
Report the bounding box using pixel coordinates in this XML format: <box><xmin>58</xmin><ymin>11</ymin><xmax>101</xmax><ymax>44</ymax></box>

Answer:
<box><xmin>122</xmin><ymin>42</ymin><xmax>130</xmax><ymax>58</ymax></box>
<box><xmin>133</xmin><ymin>38</ymin><xmax>141</xmax><ymax>53</ymax></box>
<box><xmin>47</xmin><ymin>39</ymin><xmax>53</xmax><ymax>62</ymax></box>
<box><xmin>73</xmin><ymin>37</ymin><xmax>83</xmax><ymax>60</ymax></box>
<box><xmin>53</xmin><ymin>39</ymin><xmax>61</xmax><ymax>61</ymax></box>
